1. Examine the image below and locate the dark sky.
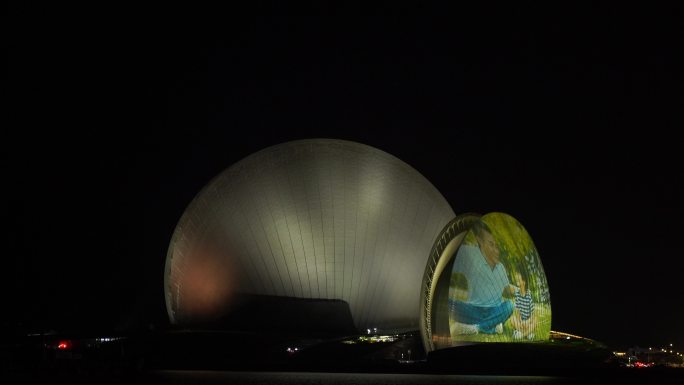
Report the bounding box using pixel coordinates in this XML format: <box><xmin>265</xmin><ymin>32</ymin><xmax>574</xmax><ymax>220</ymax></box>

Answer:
<box><xmin>6</xmin><ymin>3</ymin><xmax>683</xmax><ymax>349</ymax></box>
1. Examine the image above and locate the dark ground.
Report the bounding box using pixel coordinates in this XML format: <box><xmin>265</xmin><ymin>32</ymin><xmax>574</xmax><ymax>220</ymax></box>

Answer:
<box><xmin>3</xmin><ymin>330</ymin><xmax>682</xmax><ymax>384</ymax></box>
<box><xmin>4</xmin><ymin>369</ymin><xmax>684</xmax><ymax>385</ymax></box>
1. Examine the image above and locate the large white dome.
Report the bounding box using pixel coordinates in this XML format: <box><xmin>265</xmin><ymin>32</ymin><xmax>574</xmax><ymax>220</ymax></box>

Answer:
<box><xmin>164</xmin><ymin>139</ymin><xmax>455</xmax><ymax>331</ymax></box>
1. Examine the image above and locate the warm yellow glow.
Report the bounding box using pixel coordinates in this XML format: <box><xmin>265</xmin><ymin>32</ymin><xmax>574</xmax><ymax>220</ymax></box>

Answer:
<box><xmin>550</xmin><ymin>330</ymin><xmax>587</xmax><ymax>340</ymax></box>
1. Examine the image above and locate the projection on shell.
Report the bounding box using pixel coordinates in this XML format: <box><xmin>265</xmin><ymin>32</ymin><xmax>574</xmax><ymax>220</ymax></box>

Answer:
<box><xmin>447</xmin><ymin>212</ymin><xmax>551</xmax><ymax>344</ymax></box>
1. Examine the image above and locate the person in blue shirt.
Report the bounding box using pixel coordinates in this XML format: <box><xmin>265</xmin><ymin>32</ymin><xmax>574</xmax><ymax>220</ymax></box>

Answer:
<box><xmin>449</xmin><ymin>220</ymin><xmax>517</xmax><ymax>335</ymax></box>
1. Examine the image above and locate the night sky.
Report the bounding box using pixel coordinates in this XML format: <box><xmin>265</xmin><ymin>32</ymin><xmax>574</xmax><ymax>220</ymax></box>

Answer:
<box><xmin>7</xmin><ymin>4</ymin><xmax>682</xmax><ymax>349</ymax></box>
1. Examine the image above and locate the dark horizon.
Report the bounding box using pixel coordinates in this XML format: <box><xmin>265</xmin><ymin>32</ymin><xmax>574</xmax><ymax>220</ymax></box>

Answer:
<box><xmin>6</xmin><ymin>3</ymin><xmax>683</xmax><ymax>350</ymax></box>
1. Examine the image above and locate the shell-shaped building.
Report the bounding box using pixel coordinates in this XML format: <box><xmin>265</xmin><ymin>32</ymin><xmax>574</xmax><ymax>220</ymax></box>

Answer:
<box><xmin>164</xmin><ymin>139</ymin><xmax>455</xmax><ymax>331</ymax></box>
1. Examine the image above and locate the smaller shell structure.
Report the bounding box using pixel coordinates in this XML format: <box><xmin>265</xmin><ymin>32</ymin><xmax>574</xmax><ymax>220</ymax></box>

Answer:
<box><xmin>421</xmin><ymin>212</ymin><xmax>551</xmax><ymax>351</ymax></box>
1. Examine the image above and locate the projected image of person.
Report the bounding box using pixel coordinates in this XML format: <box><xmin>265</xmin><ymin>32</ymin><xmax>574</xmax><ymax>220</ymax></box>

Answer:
<box><xmin>449</xmin><ymin>220</ymin><xmax>517</xmax><ymax>335</ymax></box>
<box><xmin>511</xmin><ymin>270</ymin><xmax>536</xmax><ymax>340</ymax></box>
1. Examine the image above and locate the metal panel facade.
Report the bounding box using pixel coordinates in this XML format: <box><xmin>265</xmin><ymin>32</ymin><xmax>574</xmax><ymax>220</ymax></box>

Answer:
<box><xmin>165</xmin><ymin>139</ymin><xmax>455</xmax><ymax>331</ymax></box>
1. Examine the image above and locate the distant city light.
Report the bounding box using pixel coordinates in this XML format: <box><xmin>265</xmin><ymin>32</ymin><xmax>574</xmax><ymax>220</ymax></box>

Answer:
<box><xmin>633</xmin><ymin>361</ymin><xmax>652</xmax><ymax>368</ymax></box>
<box><xmin>343</xmin><ymin>335</ymin><xmax>400</xmax><ymax>344</ymax></box>
<box><xmin>96</xmin><ymin>337</ymin><xmax>120</xmax><ymax>343</ymax></box>
<box><xmin>57</xmin><ymin>341</ymin><xmax>71</xmax><ymax>350</ymax></box>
